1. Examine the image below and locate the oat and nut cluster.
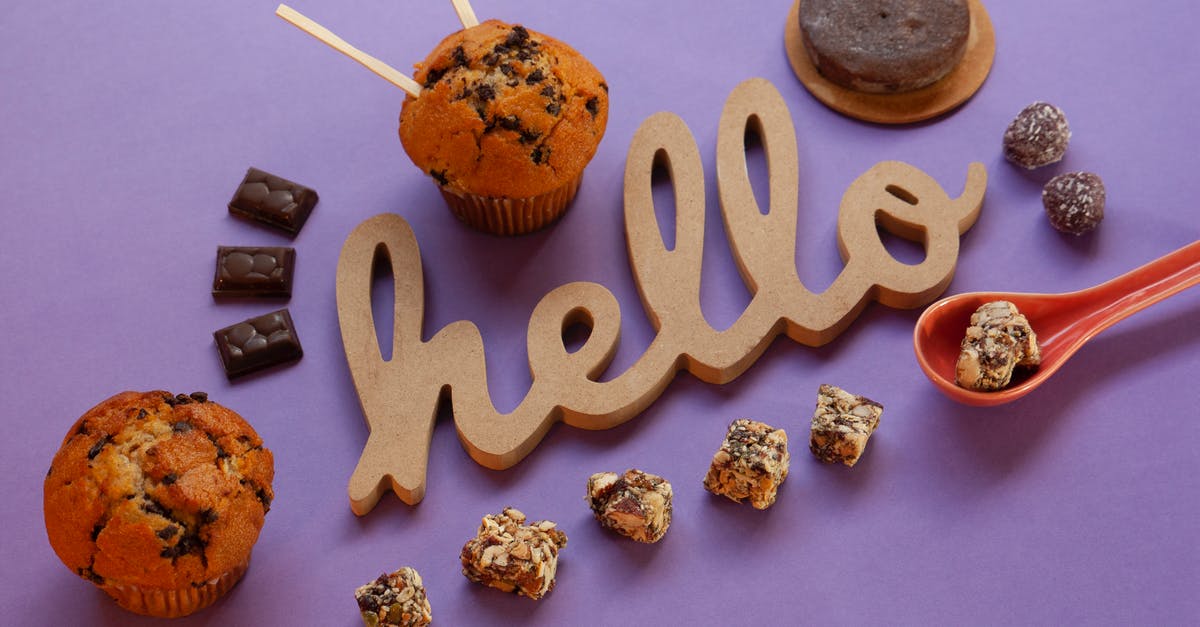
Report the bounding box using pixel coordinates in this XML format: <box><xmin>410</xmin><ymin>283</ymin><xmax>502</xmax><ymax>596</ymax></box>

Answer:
<box><xmin>460</xmin><ymin>507</ymin><xmax>568</xmax><ymax>600</ymax></box>
<box><xmin>955</xmin><ymin>300</ymin><xmax>1041</xmax><ymax>391</ymax></box>
<box><xmin>587</xmin><ymin>469</ymin><xmax>673</xmax><ymax>543</ymax></box>
<box><xmin>703</xmin><ymin>418</ymin><xmax>792</xmax><ymax>510</ymax></box>
<box><xmin>354</xmin><ymin>567</ymin><xmax>432</xmax><ymax>627</ymax></box>
<box><xmin>358</xmin><ymin>386</ymin><xmax>888</xmax><ymax>620</ymax></box>
<box><xmin>810</xmin><ymin>384</ymin><xmax>884</xmax><ymax>467</ymax></box>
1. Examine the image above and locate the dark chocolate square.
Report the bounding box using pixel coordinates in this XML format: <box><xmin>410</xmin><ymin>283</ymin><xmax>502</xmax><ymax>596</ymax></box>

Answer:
<box><xmin>228</xmin><ymin>167</ymin><xmax>318</xmax><ymax>236</ymax></box>
<box><xmin>213</xmin><ymin>308</ymin><xmax>303</xmax><ymax>379</ymax></box>
<box><xmin>212</xmin><ymin>246</ymin><xmax>296</xmax><ymax>298</ymax></box>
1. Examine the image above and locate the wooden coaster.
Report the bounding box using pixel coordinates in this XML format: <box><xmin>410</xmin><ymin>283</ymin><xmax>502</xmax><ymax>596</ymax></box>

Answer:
<box><xmin>336</xmin><ymin>78</ymin><xmax>987</xmax><ymax>513</ymax></box>
<box><xmin>784</xmin><ymin>0</ymin><xmax>996</xmax><ymax>124</ymax></box>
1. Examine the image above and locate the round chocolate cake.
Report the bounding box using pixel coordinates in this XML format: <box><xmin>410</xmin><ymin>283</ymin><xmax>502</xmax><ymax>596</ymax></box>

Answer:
<box><xmin>798</xmin><ymin>0</ymin><xmax>971</xmax><ymax>93</ymax></box>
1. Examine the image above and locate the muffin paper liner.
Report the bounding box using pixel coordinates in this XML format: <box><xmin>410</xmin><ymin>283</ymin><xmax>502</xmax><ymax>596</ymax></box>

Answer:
<box><xmin>439</xmin><ymin>174</ymin><xmax>583</xmax><ymax>236</ymax></box>
<box><xmin>101</xmin><ymin>558</ymin><xmax>249</xmax><ymax>618</ymax></box>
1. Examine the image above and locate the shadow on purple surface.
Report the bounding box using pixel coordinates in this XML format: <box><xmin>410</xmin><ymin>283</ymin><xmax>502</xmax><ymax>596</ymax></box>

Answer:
<box><xmin>944</xmin><ymin>299</ymin><xmax>1200</xmax><ymax>477</ymax></box>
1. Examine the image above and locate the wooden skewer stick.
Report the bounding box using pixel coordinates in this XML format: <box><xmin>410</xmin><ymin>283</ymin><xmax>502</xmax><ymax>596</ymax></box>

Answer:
<box><xmin>449</xmin><ymin>0</ymin><xmax>479</xmax><ymax>28</ymax></box>
<box><xmin>275</xmin><ymin>4</ymin><xmax>422</xmax><ymax>98</ymax></box>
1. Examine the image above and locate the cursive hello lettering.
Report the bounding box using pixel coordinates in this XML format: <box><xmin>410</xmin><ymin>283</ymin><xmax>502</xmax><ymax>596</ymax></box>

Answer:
<box><xmin>335</xmin><ymin>78</ymin><xmax>986</xmax><ymax>513</ymax></box>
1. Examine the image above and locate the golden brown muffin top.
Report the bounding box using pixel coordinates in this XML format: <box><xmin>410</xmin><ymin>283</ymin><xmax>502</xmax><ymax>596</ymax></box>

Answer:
<box><xmin>44</xmin><ymin>391</ymin><xmax>274</xmax><ymax>590</ymax></box>
<box><xmin>399</xmin><ymin>20</ymin><xmax>608</xmax><ymax>199</ymax></box>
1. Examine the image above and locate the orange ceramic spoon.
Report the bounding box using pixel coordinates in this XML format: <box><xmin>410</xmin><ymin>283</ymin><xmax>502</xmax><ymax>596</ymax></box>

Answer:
<box><xmin>914</xmin><ymin>240</ymin><xmax>1200</xmax><ymax>406</ymax></box>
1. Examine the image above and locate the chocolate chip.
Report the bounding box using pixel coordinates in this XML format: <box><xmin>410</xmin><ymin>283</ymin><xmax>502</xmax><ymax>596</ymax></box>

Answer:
<box><xmin>505</xmin><ymin>25</ymin><xmax>530</xmax><ymax>47</ymax></box>
<box><xmin>157</xmin><ymin>525</ymin><xmax>179</xmax><ymax>540</ymax></box>
<box><xmin>76</xmin><ymin>421</ymin><xmax>89</xmax><ymax>436</ymax></box>
<box><xmin>161</xmin><ymin>531</ymin><xmax>206</xmax><ymax>559</ymax></box>
<box><xmin>79</xmin><ymin>566</ymin><xmax>104</xmax><ymax>584</ymax></box>
<box><xmin>162</xmin><ymin>473</ymin><xmax>178</xmax><ymax>485</ymax></box>
<box><xmin>189</xmin><ymin>392</ymin><xmax>208</xmax><ymax>403</ymax></box>
<box><xmin>475</xmin><ymin>84</ymin><xmax>496</xmax><ymax>101</ymax></box>
<box><xmin>172</xmin><ymin>421</ymin><xmax>192</xmax><ymax>433</ymax></box>
<box><xmin>175</xmin><ymin>393</ymin><xmax>192</xmax><ymax>405</ymax></box>
<box><xmin>136</xmin><ymin>409</ymin><xmax>148</xmax><ymax>419</ymax></box>
<box><xmin>359</xmin><ymin>594</ymin><xmax>382</xmax><ymax>613</ymax></box>
<box><xmin>422</xmin><ymin>66</ymin><xmax>447</xmax><ymax>89</ymax></box>
<box><xmin>141</xmin><ymin>499</ymin><xmax>170</xmax><ymax>518</ymax></box>
<box><xmin>255</xmin><ymin>486</ymin><xmax>273</xmax><ymax>511</ymax></box>
<box><xmin>546</xmin><ymin>102</ymin><xmax>561</xmax><ymax>116</ymax></box>
<box><xmin>430</xmin><ymin>169</ymin><xmax>449</xmax><ymax>186</ymax></box>
<box><xmin>200</xmin><ymin>509</ymin><xmax>219</xmax><ymax>524</ymax></box>
<box><xmin>520</xmin><ymin>129</ymin><xmax>542</xmax><ymax>144</ymax></box>
<box><xmin>492</xmin><ymin>43</ymin><xmax>510</xmax><ymax>56</ymax></box>
<box><xmin>162</xmin><ymin>392</ymin><xmax>177</xmax><ymax>406</ymax></box>
<box><xmin>531</xmin><ymin>146</ymin><xmax>550</xmax><ymax>164</ymax></box>
<box><xmin>499</xmin><ymin>63</ymin><xmax>514</xmax><ymax>76</ymax></box>
<box><xmin>540</xmin><ymin>85</ymin><xmax>555</xmax><ymax>98</ymax></box>
<box><xmin>526</xmin><ymin>69</ymin><xmax>545</xmax><ymax>84</ymax></box>
<box><xmin>482</xmin><ymin>52</ymin><xmax>500</xmax><ymax>66</ymax></box>
<box><xmin>586</xmin><ymin>97</ymin><xmax>599</xmax><ymax>116</ymax></box>
<box><xmin>516</xmin><ymin>48</ymin><xmax>534</xmax><ymax>62</ymax></box>
<box><xmin>497</xmin><ymin>115</ymin><xmax>521</xmax><ymax>131</ymax></box>
<box><xmin>87</xmin><ymin>436</ymin><xmax>110</xmax><ymax>460</ymax></box>
<box><xmin>452</xmin><ymin>45</ymin><xmax>468</xmax><ymax>67</ymax></box>
<box><xmin>456</xmin><ymin>87</ymin><xmax>473</xmax><ymax>100</ymax></box>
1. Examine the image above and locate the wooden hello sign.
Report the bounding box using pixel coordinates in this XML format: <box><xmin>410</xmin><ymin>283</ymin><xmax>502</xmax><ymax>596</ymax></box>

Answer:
<box><xmin>336</xmin><ymin>78</ymin><xmax>987</xmax><ymax>514</ymax></box>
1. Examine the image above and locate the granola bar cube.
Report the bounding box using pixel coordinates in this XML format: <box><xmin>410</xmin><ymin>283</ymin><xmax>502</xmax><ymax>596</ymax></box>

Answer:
<box><xmin>702</xmin><ymin>419</ymin><xmax>790</xmax><ymax>510</ymax></box>
<box><xmin>955</xmin><ymin>300</ymin><xmax>1041</xmax><ymax>390</ymax></box>
<box><xmin>810</xmin><ymin>384</ymin><xmax>883</xmax><ymax>467</ymax></box>
<box><xmin>354</xmin><ymin>567</ymin><xmax>432</xmax><ymax>627</ymax></box>
<box><xmin>460</xmin><ymin>507</ymin><xmax>568</xmax><ymax>600</ymax></box>
<box><xmin>587</xmin><ymin>469</ymin><xmax>673</xmax><ymax>543</ymax></box>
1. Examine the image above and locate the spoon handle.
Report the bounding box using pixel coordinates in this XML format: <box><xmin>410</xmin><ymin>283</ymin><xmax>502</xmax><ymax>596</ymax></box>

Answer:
<box><xmin>1075</xmin><ymin>239</ymin><xmax>1200</xmax><ymax>339</ymax></box>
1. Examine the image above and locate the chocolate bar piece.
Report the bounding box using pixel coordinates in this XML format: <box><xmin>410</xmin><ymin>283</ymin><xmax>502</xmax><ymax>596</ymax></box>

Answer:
<box><xmin>228</xmin><ymin>167</ymin><xmax>318</xmax><ymax>236</ymax></box>
<box><xmin>212</xmin><ymin>246</ymin><xmax>296</xmax><ymax>298</ymax></box>
<box><xmin>213</xmin><ymin>309</ymin><xmax>303</xmax><ymax>379</ymax></box>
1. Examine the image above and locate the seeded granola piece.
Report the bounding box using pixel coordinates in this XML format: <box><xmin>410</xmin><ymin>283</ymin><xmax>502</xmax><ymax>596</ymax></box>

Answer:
<box><xmin>354</xmin><ymin>567</ymin><xmax>432</xmax><ymax>627</ymax></box>
<box><xmin>810</xmin><ymin>385</ymin><xmax>883</xmax><ymax>467</ymax></box>
<box><xmin>460</xmin><ymin>507</ymin><xmax>567</xmax><ymax>600</ymax></box>
<box><xmin>955</xmin><ymin>301</ymin><xmax>1041</xmax><ymax>390</ymax></box>
<box><xmin>1043</xmin><ymin>171</ymin><xmax>1105</xmax><ymax>235</ymax></box>
<box><xmin>586</xmin><ymin>469</ymin><xmax>673</xmax><ymax>543</ymax></box>
<box><xmin>1003</xmin><ymin>102</ymin><xmax>1071</xmax><ymax>169</ymax></box>
<box><xmin>702</xmin><ymin>419</ymin><xmax>790</xmax><ymax>510</ymax></box>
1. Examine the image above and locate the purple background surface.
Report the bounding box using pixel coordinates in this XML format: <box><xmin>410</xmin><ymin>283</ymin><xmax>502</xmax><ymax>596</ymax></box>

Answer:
<box><xmin>3</xmin><ymin>1</ymin><xmax>1198</xmax><ymax>624</ymax></box>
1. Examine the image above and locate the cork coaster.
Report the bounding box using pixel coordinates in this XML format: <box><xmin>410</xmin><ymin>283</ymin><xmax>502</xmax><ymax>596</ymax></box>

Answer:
<box><xmin>784</xmin><ymin>0</ymin><xmax>996</xmax><ymax>124</ymax></box>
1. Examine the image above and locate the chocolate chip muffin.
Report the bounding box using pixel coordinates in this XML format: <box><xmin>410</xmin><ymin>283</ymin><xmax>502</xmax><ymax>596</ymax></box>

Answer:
<box><xmin>43</xmin><ymin>391</ymin><xmax>274</xmax><ymax>617</ymax></box>
<box><xmin>799</xmin><ymin>0</ymin><xmax>970</xmax><ymax>93</ymax></box>
<box><xmin>399</xmin><ymin>20</ymin><xmax>609</xmax><ymax>235</ymax></box>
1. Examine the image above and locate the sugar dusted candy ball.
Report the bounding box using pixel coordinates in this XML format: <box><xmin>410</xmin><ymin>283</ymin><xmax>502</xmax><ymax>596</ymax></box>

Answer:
<box><xmin>1043</xmin><ymin>171</ymin><xmax>1105</xmax><ymax>235</ymax></box>
<box><xmin>1003</xmin><ymin>102</ymin><xmax>1071</xmax><ymax>169</ymax></box>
